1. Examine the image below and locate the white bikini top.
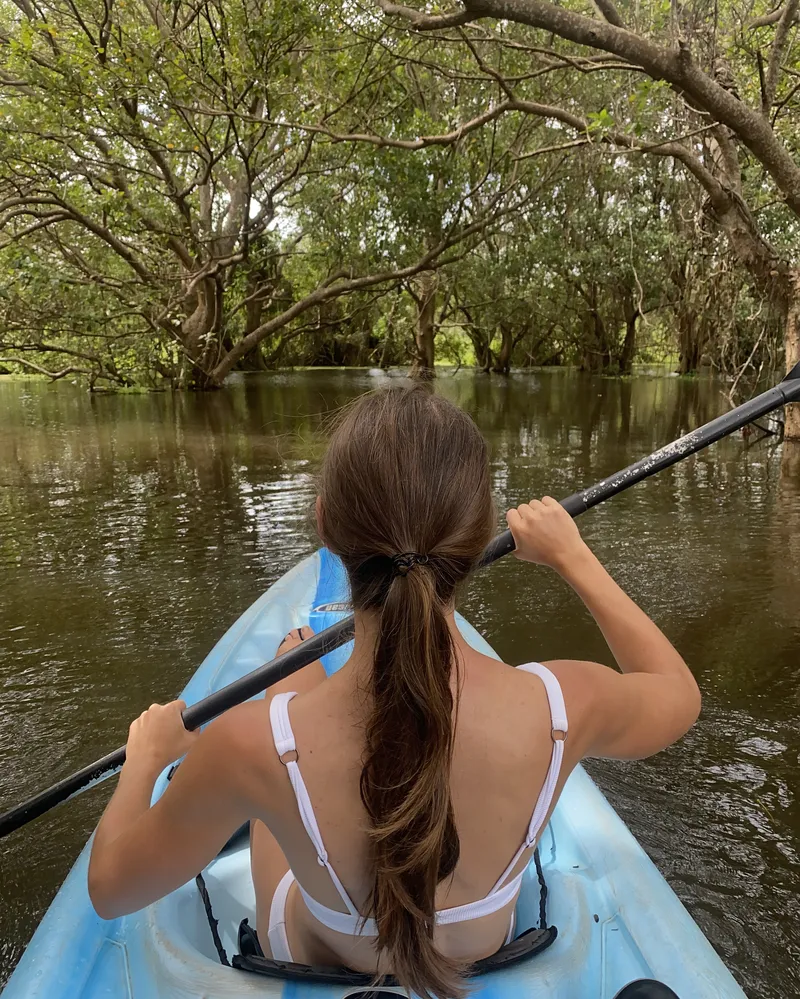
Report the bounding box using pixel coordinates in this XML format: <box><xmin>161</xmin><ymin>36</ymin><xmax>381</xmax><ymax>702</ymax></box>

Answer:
<box><xmin>269</xmin><ymin>662</ymin><xmax>568</xmax><ymax>936</ymax></box>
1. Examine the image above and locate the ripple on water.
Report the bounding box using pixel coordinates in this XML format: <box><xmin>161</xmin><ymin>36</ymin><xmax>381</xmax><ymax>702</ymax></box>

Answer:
<box><xmin>739</xmin><ymin>737</ymin><xmax>787</xmax><ymax>759</ymax></box>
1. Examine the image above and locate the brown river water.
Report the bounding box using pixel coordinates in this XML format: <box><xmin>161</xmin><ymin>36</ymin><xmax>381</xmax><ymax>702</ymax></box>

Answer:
<box><xmin>1</xmin><ymin>369</ymin><xmax>799</xmax><ymax>997</ymax></box>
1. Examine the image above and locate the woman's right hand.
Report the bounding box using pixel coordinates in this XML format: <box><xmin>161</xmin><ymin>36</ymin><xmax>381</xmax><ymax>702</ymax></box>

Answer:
<box><xmin>505</xmin><ymin>496</ymin><xmax>588</xmax><ymax>572</ymax></box>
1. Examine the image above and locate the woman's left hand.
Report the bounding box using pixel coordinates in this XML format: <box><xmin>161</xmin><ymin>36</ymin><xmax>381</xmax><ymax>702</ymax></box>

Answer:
<box><xmin>125</xmin><ymin>700</ymin><xmax>200</xmax><ymax>774</ymax></box>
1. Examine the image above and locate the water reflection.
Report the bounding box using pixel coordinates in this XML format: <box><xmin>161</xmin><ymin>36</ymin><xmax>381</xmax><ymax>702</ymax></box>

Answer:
<box><xmin>1</xmin><ymin>369</ymin><xmax>799</xmax><ymax>997</ymax></box>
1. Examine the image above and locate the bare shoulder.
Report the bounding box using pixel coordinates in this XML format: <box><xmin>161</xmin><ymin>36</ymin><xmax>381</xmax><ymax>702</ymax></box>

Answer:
<box><xmin>459</xmin><ymin>652</ymin><xmax>557</xmax><ymax>746</ymax></box>
<box><xmin>516</xmin><ymin>658</ymin><xmax>615</xmax><ymax>758</ymax></box>
<box><xmin>538</xmin><ymin>657</ymin><xmax>614</xmax><ymax>704</ymax></box>
<box><xmin>202</xmin><ymin>699</ymin><xmax>265</xmax><ymax>746</ymax></box>
<box><xmin>191</xmin><ymin>700</ymin><xmax>277</xmax><ymax>792</ymax></box>
<box><xmin>461</xmin><ymin>648</ymin><xmax>561</xmax><ymax>696</ymax></box>
<box><xmin>539</xmin><ymin>658</ymin><xmax>701</xmax><ymax>761</ymax></box>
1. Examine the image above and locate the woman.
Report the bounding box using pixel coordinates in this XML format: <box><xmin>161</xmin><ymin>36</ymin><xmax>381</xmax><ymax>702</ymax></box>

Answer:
<box><xmin>88</xmin><ymin>386</ymin><xmax>701</xmax><ymax>999</ymax></box>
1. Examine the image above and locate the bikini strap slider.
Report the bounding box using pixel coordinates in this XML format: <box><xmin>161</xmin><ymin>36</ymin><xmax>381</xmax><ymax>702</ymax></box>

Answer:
<box><xmin>552</xmin><ymin>729</ymin><xmax>567</xmax><ymax>743</ymax></box>
<box><xmin>279</xmin><ymin>749</ymin><xmax>299</xmax><ymax>765</ymax></box>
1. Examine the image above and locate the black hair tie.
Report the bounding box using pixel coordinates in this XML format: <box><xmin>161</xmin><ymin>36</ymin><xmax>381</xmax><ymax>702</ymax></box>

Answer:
<box><xmin>391</xmin><ymin>552</ymin><xmax>429</xmax><ymax>576</ymax></box>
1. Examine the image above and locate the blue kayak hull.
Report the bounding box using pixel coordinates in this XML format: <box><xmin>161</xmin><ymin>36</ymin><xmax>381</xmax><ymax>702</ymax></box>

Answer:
<box><xmin>2</xmin><ymin>550</ymin><xmax>748</xmax><ymax>998</ymax></box>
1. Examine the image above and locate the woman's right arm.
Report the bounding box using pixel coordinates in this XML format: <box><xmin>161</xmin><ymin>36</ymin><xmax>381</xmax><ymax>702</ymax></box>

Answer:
<box><xmin>506</xmin><ymin>498</ymin><xmax>701</xmax><ymax>760</ymax></box>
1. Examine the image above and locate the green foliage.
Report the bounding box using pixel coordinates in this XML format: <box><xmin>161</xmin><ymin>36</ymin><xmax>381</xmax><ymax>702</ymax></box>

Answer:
<box><xmin>0</xmin><ymin>0</ymin><xmax>787</xmax><ymax>386</ymax></box>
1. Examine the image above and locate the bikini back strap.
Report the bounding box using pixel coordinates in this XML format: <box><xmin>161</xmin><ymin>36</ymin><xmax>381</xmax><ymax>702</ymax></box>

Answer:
<box><xmin>269</xmin><ymin>692</ymin><xmax>360</xmax><ymax>918</ymax></box>
<box><xmin>489</xmin><ymin>662</ymin><xmax>569</xmax><ymax>894</ymax></box>
<box><xmin>516</xmin><ymin>663</ymin><xmax>568</xmax><ymax>847</ymax></box>
<box><xmin>517</xmin><ymin>662</ymin><xmax>568</xmax><ymax>742</ymax></box>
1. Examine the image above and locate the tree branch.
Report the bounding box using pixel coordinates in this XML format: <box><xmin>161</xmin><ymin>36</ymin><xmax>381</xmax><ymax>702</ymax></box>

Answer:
<box><xmin>187</xmin><ymin>102</ymin><xmax>514</xmax><ymax>151</ymax></box>
<box><xmin>0</xmin><ymin>341</ymin><xmax>110</xmax><ymax>365</ymax></box>
<box><xmin>591</xmin><ymin>0</ymin><xmax>626</xmax><ymax>28</ymax></box>
<box><xmin>0</xmin><ymin>194</ymin><xmax>154</xmax><ymax>282</ymax></box>
<box><xmin>748</xmin><ymin>6</ymin><xmax>796</xmax><ymax>30</ymax></box>
<box><xmin>0</xmin><ymin>357</ymin><xmax>91</xmax><ymax>380</ymax></box>
<box><xmin>763</xmin><ymin>0</ymin><xmax>799</xmax><ymax>114</ymax></box>
<box><xmin>381</xmin><ymin>0</ymin><xmax>800</xmax><ymax>217</ymax></box>
<box><xmin>374</xmin><ymin>0</ymin><xmax>474</xmax><ymax>29</ymax></box>
<box><xmin>10</xmin><ymin>0</ymin><xmax>36</xmax><ymax>20</ymax></box>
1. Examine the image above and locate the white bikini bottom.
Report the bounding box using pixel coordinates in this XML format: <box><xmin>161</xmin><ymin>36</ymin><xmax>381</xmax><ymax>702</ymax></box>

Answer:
<box><xmin>266</xmin><ymin>870</ymin><xmax>517</xmax><ymax>963</ymax></box>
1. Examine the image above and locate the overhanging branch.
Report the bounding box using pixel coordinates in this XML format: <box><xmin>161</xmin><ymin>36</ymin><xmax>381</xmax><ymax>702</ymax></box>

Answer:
<box><xmin>378</xmin><ymin>0</ymin><xmax>800</xmax><ymax>218</ymax></box>
<box><xmin>0</xmin><ymin>357</ymin><xmax>91</xmax><ymax>380</ymax></box>
<box><xmin>373</xmin><ymin>0</ymin><xmax>474</xmax><ymax>29</ymax></box>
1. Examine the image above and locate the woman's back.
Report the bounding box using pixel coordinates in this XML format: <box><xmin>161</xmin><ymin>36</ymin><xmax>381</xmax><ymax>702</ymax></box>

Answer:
<box><xmin>248</xmin><ymin>631</ymin><xmax>569</xmax><ymax>969</ymax></box>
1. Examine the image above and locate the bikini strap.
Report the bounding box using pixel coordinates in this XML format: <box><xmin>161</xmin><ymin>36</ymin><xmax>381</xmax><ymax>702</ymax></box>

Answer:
<box><xmin>269</xmin><ymin>692</ymin><xmax>360</xmax><ymax>917</ymax></box>
<box><xmin>517</xmin><ymin>662</ymin><xmax>569</xmax><ymax>744</ymax></box>
<box><xmin>516</xmin><ymin>663</ymin><xmax>568</xmax><ymax>847</ymax></box>
<box><xmin>488</xmin><ymin>662</ymin><xmax>568</xmax><ymax>894</ymax></box>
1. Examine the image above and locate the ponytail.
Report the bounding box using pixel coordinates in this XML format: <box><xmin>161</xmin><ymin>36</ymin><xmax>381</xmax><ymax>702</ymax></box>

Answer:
<box><xmin>318</xmin><ymin>385</ymin><xmax>495</xmax><ymax>999</ymax></box>
<box><xmin>360</xmin><ymin>562</ymin><xmax>464</xmax><ymax>999</ymax></box>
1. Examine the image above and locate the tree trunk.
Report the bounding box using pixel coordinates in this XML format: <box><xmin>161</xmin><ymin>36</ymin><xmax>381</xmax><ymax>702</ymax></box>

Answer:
<box><xmin>678</xmin><ymin>312</ymin><xmax>701</xmax><ymax>374</ymax></box>
<box><xmin>581</xmin><ymin>311</ymin><xmax>609</xmax><ymax>372</ymax></box>
<box><xmin>411</xmin><ymin>272</ymin><xmax>438</xmax><ymax>380</ymax></box>
<box><xmin>492</xmin><ymin>324</ymin><xmax>513</xmax><ymax>374</ymax></box>
<box><xmin>179</xmin><ymin>275</ymin><xmax>225</xmax><ymax>389</ymax></box>
<box><xmin>240</xmin><ymin>344</ymin><xmax>269</xmax><ymax>371</ymax></box>
<box><xmin>459</xmin><ymin>304</ymin><xmax>492</xmax><ymax>371</ymax></box>
<box><xmin>188</xmin><ymin>364</ymin><xmax>221</xmax><ymax>390</ymax></box>
<box><xmin>672</xmin><ymin>261</ymin><xmax>701</xmax><ymax>374</ymax></box>
<box><xmin>379</xmin><ymin>321</ymin><xmax>394</xmax><ymax>370</ymax></box>
<box><xmin>239</xmin><ymin>276</ymin><xmax>271</xmax><ymax>371</ymax></box>
<box><xmin>619</xmin><ymin>307</ymin><xmax>639</xmax><ymax>375</ymax></box>
<box><xmin>468</xmin><ymin>331</ymin><xmax>492</xmax><ymax>371</ymax></box>
<box><xmin>785</xmin><ymin>270</ymin><xmax>800</xmax><ymax>440</ymax></box>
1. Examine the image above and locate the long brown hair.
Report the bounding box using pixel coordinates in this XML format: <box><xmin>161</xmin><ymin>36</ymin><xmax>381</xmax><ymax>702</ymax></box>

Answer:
<box><xmin>318</xmin><ymin>386</ymin><xmax>494</xmax><ymax>999</ymax></box>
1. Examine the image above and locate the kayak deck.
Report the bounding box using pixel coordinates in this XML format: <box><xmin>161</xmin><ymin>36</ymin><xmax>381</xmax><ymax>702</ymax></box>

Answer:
<box><xmin>2</xmin><ymin>550</ymin><xmax>747</xmax><ymax>998</ymax></box>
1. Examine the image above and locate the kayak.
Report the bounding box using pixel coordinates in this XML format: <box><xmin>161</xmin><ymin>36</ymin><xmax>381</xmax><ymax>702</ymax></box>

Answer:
<box><xmin>2</xmin><ymin>549</ymin><xmax>747</xmax><ymax>999</ymax></box>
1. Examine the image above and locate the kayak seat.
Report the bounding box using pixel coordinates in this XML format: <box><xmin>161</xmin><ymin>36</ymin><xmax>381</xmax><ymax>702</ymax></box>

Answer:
<box><xmin>613</xmin><ymin>982</ymin><xmax>681</xmax><ymax>999</ymax></box>
<box><xmin>196</xmin><ymin>844</ymin><xmax>558</xmax><ymax>980</ymax></box>
<box><xmin>217</xmin><ymin>820</ymin><xmax>250</xmax><ymax>856</ymax></box>
<box><xmin>232</xmin><ymin>916</ymin><xmax>558</xmax><ymax>983</ymax></box>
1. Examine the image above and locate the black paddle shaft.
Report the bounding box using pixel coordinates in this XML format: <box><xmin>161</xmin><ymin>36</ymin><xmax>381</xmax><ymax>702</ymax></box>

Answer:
<box><xmin>1</xmin><ymin>363</ymin><xmax>799</xmax><ymax>840</ymax></box>
<box><xmin>481</xmin><ymin>361</ymin><xmax>800</xmax><ymax>562</ymax></box>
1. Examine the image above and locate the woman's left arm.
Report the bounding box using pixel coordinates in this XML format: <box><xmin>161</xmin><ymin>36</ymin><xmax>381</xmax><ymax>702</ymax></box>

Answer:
<box><xmin>88</xmin><ymin>701</ymin><xmax>256</xmax><ymax>920</ymax></box>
